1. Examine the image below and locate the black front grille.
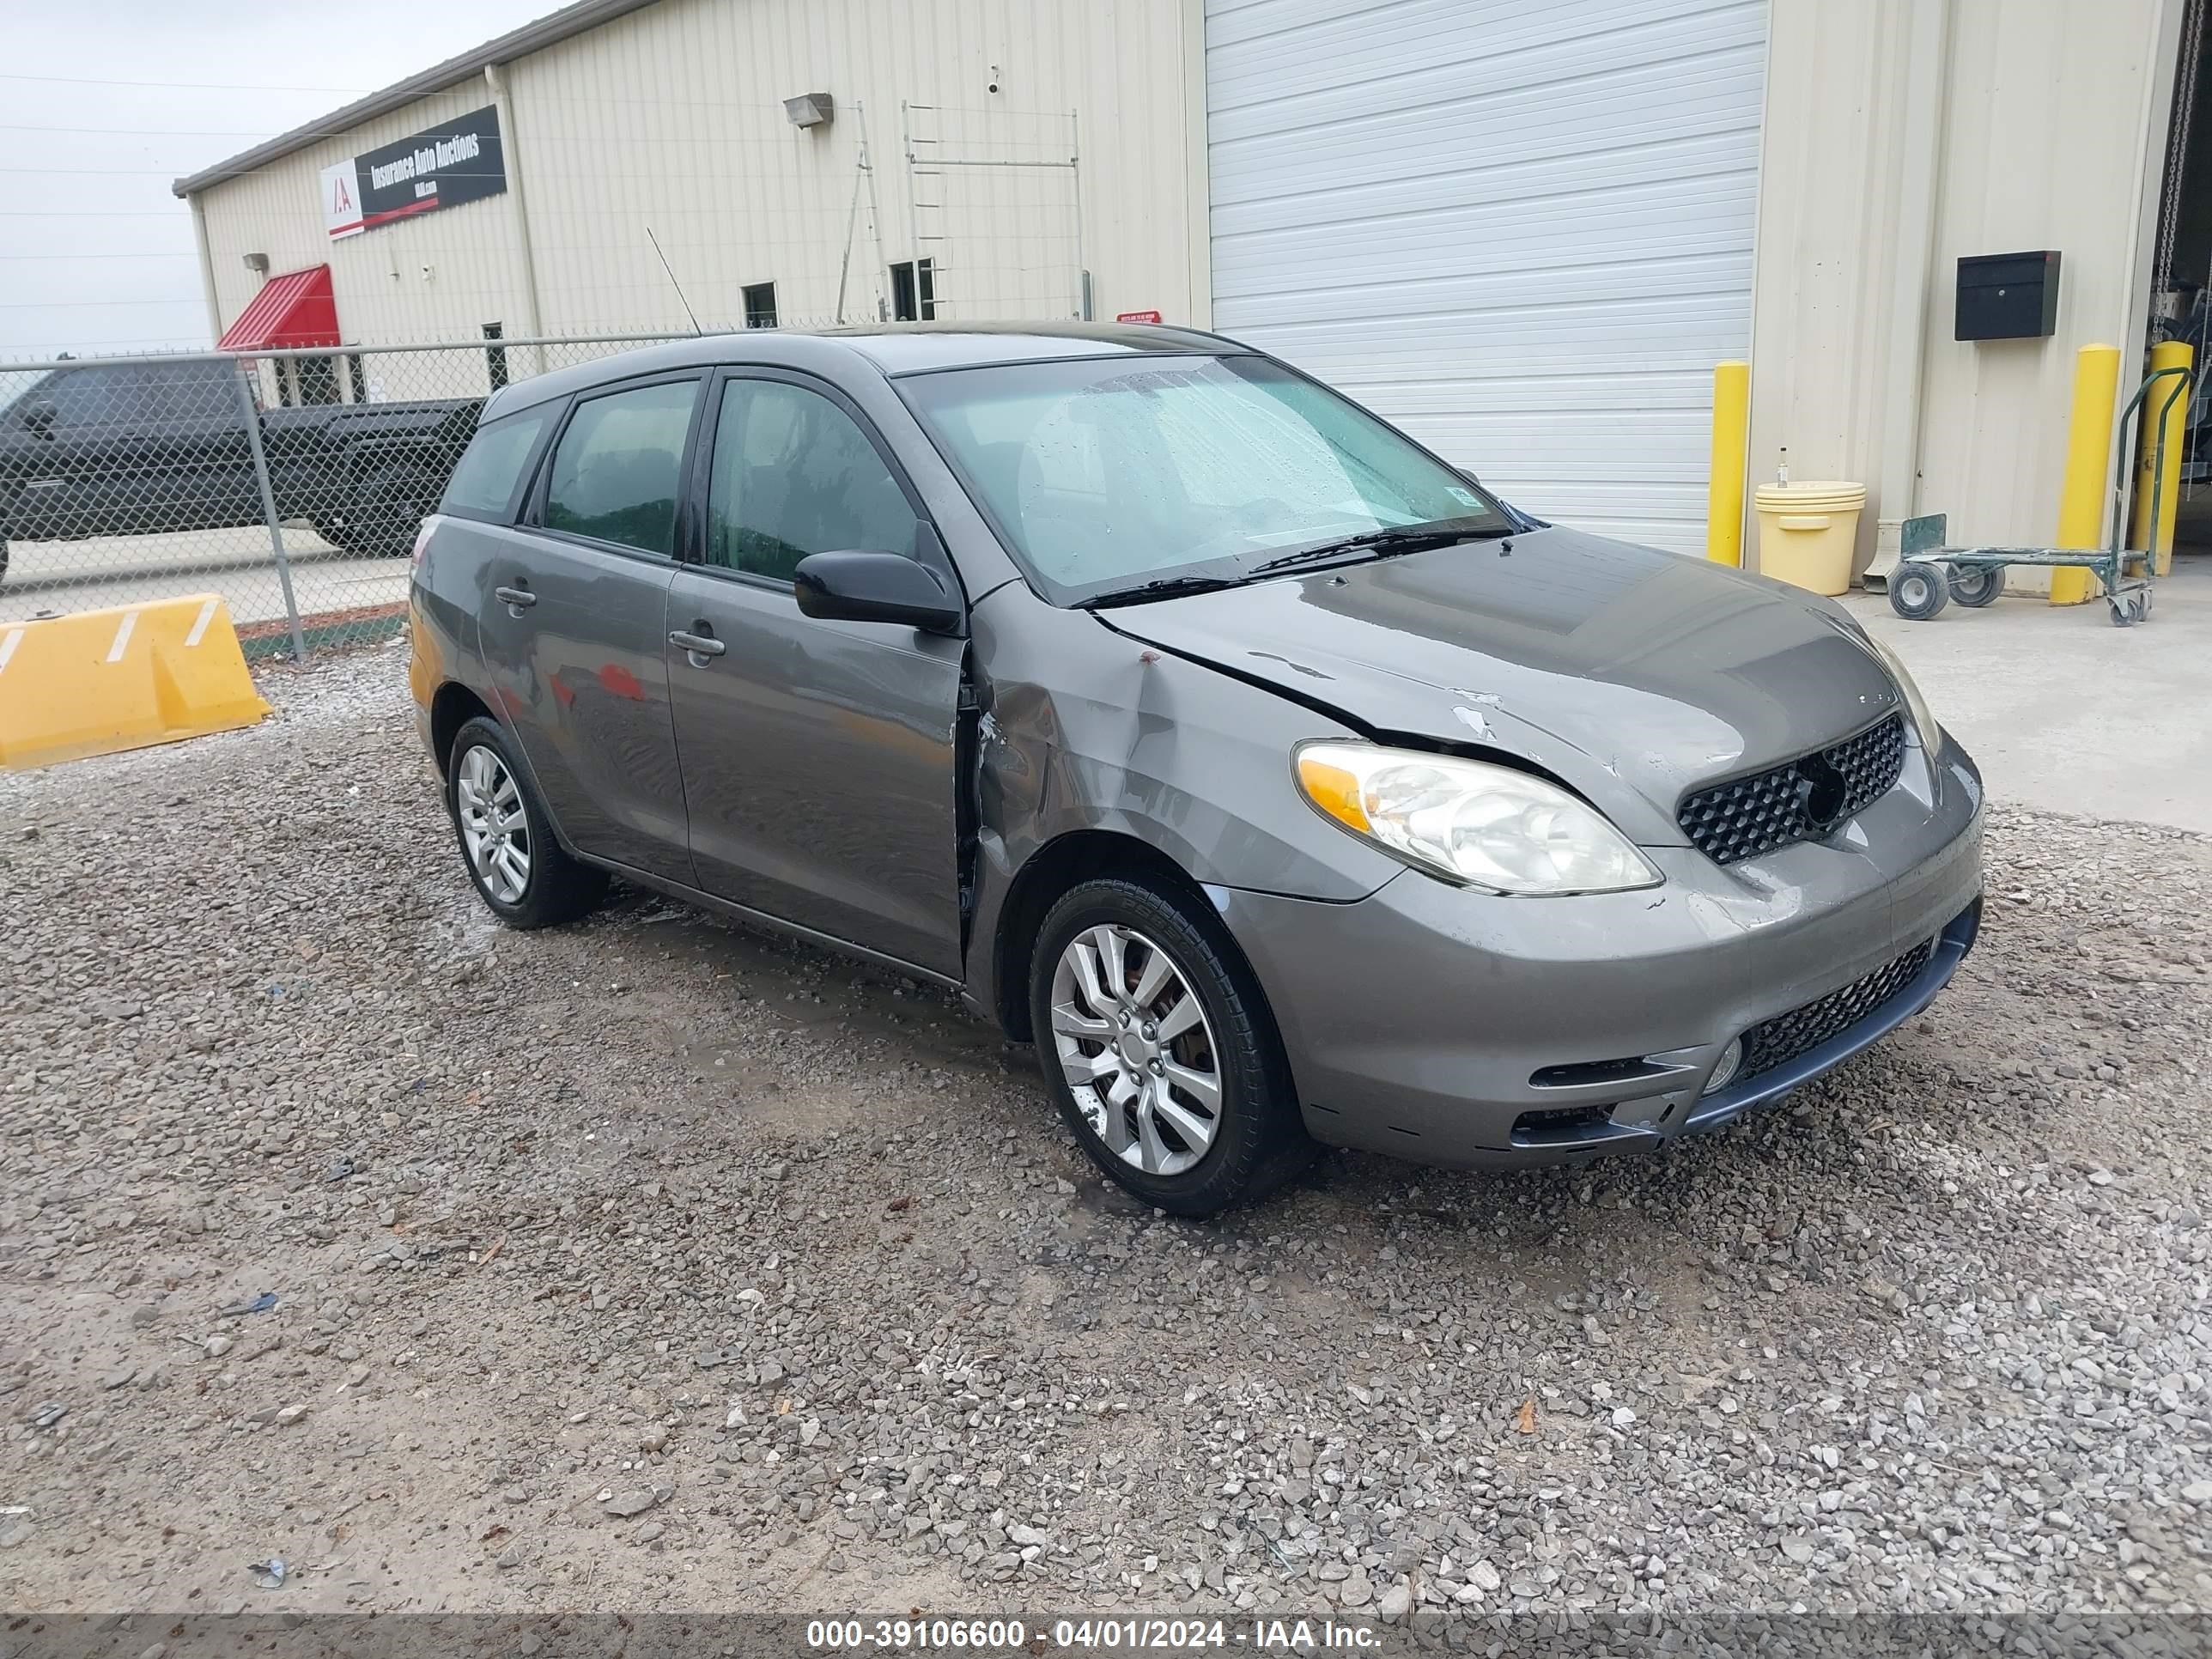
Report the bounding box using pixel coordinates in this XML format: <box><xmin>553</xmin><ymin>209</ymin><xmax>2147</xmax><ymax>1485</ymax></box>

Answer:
<box><xmin>1678</xmin><ymin>714</ymin><xmax>1906</xmax><ymax>865</ymax></box>
<box><xmin>1738</xmin><ymin>936</ymin><xmax>1933</xmax><ymax>1084</ymax></box>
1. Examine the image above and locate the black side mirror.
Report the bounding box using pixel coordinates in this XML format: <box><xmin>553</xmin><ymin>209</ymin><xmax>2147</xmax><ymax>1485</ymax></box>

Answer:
<box><xmin>21</xmin><ymin>399</ymin><xmax>57</xmax><ymax>436</ymax></box>
<box><xmin>793</xmin><ymin>550</ymin><xmax>964</xmax><ymax>635</ymax></box>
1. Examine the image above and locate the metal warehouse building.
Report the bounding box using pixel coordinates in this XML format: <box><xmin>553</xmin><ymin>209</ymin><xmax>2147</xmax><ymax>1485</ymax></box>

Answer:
<box><xmin>177</xmin><ymin>0</ymin><xmax>2210</xmax><ymax>577</ymax></box>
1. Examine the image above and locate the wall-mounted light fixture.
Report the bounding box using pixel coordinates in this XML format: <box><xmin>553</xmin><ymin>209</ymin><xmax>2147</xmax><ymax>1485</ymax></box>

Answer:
<box><xmin>782</xmin><ymin>92</ymin><xmax>835</xmax><ymax>129</ymax></box>
<box><xmin>242</xmin><ymin>252</ymin><xmax>270</xmax><ymax>275</ymax></box>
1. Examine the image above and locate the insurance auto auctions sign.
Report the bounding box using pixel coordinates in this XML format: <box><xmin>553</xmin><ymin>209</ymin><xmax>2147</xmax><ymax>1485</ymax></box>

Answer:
<box><xmin>320</xmin><ymin>106</ymin><xmax>506</xmax><ymax>240</ymax></box>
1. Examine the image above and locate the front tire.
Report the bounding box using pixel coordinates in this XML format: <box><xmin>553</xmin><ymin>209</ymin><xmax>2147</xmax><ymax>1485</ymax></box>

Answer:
<box><xmin>446</xmin><ymin>716</ymin><xmax>608</xmax><ymax>929</ymax></box>
<box><xmin>1889</xmin><ymin>562</ymin><xmax>1950</xmax><ymax>620</ymax></box>
<box><xmin>1029</xmin><ymin>877</ymin><xmax>1310</xmax><ymax>1216</ymax></box>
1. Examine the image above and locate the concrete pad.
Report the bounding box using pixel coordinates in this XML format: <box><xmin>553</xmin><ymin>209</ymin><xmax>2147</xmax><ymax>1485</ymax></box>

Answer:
<box><xmin>1841</xmin><ymin>553</ymin><xmax>2212</xmax><ymax>832</ymax></box>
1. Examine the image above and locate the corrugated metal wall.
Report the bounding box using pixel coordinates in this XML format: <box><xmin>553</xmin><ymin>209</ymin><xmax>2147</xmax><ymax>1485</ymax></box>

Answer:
<box><xmin>193</xmin><ymin>0</ymin><xmax>1196</xmax><ymax>351</ymax></box>
<box><xmin>1204</xmin><ymin>0</ymin><xmax>1770</xmax><ymax>555</ymax></box>
<box><xmin>1747</xmin><ymin>0</ymin><xmax>2179</xmax><ymax>586</ymax></box>
<box><xmin>199</xmin><ymin>81</ymin><xmax>538</xmax><ymax>356</ymax></box>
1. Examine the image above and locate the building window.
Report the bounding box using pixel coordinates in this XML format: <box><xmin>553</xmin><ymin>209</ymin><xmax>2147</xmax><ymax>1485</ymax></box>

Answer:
<box><xmin>743</xmin><ymin>282</ymin><xmax>778</xmax><ymax>329</ymax></box>
<box><xmin>890</xmin><ymin>258</ymin><xmax>936</xmax><ymax>322</ymax></box>
<box><xmin>483</xmin><ymin>322</ymin><xmax>508</xmax><ymax>392</ymax></box>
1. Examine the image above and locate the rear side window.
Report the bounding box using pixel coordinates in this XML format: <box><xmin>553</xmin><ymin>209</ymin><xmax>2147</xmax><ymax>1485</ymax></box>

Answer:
<box><xmin>46</xmin><ymin>368</ymin><xmax>123</xmax><ymax>428</ymax></box>
<box><xmin>541</xmin><ymin>380</ymin><xmax>698</xmax><ymax>556</ymax></box>
<box><xmin>440</xmin><ymin>408</ymin><xmax>551</xmax><ymax>520</ymax></box>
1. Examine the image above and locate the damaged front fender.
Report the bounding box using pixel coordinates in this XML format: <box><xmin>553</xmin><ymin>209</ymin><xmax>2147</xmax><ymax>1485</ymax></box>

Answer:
<box><xmin>960</xmin><ymin>584</ymin><xmax>1403</xmax><ymax>1029</ymax></box>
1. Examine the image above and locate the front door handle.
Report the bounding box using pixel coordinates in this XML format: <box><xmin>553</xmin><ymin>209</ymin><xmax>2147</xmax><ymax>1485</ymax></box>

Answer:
<box><xmin>494</xmin><ymin>584</ymin><xmax>538</xmax><ymax>611</ymax></box>
<box><xmin>669</xmin><ymin>628</ymin><xmax>726</xmax><ymax>660</ymax></box>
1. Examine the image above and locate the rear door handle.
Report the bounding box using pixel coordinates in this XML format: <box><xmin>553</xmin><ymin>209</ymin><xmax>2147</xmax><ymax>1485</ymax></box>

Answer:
<box><xmin>669</xmin><ymin>629</ymin><xmax>726</xmax><ymax>659</ymax></box>
<box><xmin>494</xmin><ymin>584</ymin><xmax>538</xmax><ymax>610</ymax></box>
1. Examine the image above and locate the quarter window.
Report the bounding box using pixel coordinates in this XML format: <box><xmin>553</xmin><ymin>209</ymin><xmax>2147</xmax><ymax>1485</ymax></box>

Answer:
<box><xmin>542</xmin><ymin>380</ymin><xmax>698</xmax><ymax>556</ymax></box>
<box><xmin>703</xmin><ymin>379</ymin><xmax>916</xmax><ymax>581</ymax></box>
<box><xmin>441</xmin><ymin>407</ymin><xmax>552</xmax><ymax>521</ymax></box>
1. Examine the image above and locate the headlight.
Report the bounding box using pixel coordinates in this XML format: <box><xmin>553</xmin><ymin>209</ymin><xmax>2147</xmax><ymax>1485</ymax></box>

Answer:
<box><xmin>1867</xmin><ymin>637</ymin><xmax>1942</xmax><ymax>748</ymax></box>
<box><xmin>1295</xmin><ymin>741</ymin><xmax>1662</xmax><ymax>895</ymax></box>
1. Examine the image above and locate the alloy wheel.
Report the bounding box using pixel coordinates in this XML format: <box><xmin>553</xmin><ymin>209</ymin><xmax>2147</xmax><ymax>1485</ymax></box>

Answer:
<box><xmin>1048</xmin><ymin>923</ymin><xmax>1223</xmax><ymax>1176</ymax></box>
<box><xmin>456</xmin><ymin>744</ymin><xmax>532</xmax><ymax>904</ymax></box>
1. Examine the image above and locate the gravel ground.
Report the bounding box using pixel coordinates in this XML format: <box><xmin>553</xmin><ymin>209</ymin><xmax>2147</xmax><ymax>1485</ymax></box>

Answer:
<box><xmin>3</xmin><ymin>643</ymin><xmax>2210</xmax><ymax>1626</ymax></box>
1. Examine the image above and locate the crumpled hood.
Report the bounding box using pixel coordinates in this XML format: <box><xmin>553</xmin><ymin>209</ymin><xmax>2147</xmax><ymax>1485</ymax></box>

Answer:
<box><xmin>1098</xmin><ymin>525</ymin><xmax>1904</xmax><ymax>847</ymax></box>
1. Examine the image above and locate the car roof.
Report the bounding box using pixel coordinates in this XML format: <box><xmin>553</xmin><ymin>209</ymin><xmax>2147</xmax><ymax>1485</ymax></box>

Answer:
<box><xmin>480</xmin><ymin>321</ymin><xmax>1250</xmax><ymax>421</ymax></box>
<box><xmin>825</xmin><ymin>321</ymin><xmax>1246</xmax><ymax>373</ymax></box>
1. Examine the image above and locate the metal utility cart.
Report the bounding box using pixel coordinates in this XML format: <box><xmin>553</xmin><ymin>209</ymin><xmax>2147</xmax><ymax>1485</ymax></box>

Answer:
<box><xmin>1889</xmin><ymin>363</ymin><xmax>2189</xmax><ymax>626</ymax></box>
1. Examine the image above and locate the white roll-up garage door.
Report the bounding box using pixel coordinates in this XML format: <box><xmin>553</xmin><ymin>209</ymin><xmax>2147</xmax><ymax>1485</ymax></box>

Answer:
<box><xmin>1205</xmin><ymin>0</ymin><xmax>1768</xmax><ymax>554</ymax></box>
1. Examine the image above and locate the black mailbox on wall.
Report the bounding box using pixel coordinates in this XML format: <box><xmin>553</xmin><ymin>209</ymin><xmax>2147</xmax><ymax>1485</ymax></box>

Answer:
<box><xmin>1956</xmin><ymin>250</ymin><xmax>2061</xmax><ymax>341</ymax></box>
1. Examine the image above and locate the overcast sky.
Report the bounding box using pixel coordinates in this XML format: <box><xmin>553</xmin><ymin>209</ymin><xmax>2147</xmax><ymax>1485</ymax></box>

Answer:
<box><xmin>0</xmin><ymin>0</ymin><xmax>555</xmax><ymax>361</ymax></box>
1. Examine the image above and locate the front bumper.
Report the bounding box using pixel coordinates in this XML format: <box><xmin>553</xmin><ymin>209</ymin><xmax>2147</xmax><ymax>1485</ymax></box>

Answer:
<box><xmin>1213</xmin><ymin>736</ymin><xmax>1984</xmax><ymax>1169</ymax></box>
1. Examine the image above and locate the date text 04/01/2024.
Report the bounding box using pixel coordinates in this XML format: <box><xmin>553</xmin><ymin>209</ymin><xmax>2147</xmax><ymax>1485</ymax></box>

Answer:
<box><xmin>1054</xmin><ymin>1621</ymin><xmax>1380</xmax><ymax>1651</ymax></box>
<box><xmin>804</xmin><ymin>1617</ymin><xmax>1384</xmax><ymax>1650</ymax></box>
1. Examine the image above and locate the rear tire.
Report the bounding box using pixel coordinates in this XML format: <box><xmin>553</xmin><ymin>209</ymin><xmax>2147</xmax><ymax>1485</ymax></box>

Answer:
<box><xmin>1029</xmin><ymin>876</ymin><xmax>1310</xmax><ymax>1217</ymax></box>
<box><xmin>1889</xmin><ymin>563</ymin><xmax>1950</xmax><ymax>620</ymax></box>
<box><xmin>1947</xmin><ymin>565</ymin><xmax>2004</xmax><ymax>607</ymax></box>
<box><xmin>347</xmin><ymin>459</ymin><xmax>436</xmax><ymax>558</ymax></box>
<box><xmin>445</xmin><ymin>715</ymin><xmax>608</xmax><ymax>929</ymax></box>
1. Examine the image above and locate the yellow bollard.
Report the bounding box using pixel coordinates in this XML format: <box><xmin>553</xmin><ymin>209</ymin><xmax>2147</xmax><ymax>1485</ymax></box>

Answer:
<box><xmin>2051</xmin><ymin>343</ymin><xmax>2122</xmax><ymax>605</ymax></box>
<box><xmin>1706</xmin><ymin>360</ymin><xmax>1750</xmax><ymax>567</ymax></box>
<box><xmin>2130</xmin><ymin>339</ymin><xmax>2192</xmax><ymax>576</ymax></box>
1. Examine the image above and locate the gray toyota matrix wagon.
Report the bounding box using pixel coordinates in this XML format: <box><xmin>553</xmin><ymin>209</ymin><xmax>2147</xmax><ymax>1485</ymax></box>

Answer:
<box><xmin>408</xmin><ymin>324</ymin><xmax>1983</xmax><ymax>1214</ymax></box>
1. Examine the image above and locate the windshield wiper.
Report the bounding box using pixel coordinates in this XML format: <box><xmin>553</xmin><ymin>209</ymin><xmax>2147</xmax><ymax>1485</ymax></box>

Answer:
<box><xmin>1075</xmin><ymin>574</ymin><xmax>1245</xmax><ymax>608</ymax></box>
<box><xmin>1248</xmin><ymin>521</ymin><xmax>1510</xmax><ymax>576</ymax></box>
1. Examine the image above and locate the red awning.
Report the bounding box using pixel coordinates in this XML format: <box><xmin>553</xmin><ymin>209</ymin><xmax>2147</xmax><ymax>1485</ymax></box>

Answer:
<box><xmin>217</xmin><ymin>264</ymin><xmax>340</xmax><ymax>351</ymax></box>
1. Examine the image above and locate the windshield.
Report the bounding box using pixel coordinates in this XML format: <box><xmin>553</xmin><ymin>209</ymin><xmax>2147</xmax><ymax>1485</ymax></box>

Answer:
<box><xmin>898</xmin><ymin>353</ymin><xmax>1513</xmax><ymax>605</ymax></box>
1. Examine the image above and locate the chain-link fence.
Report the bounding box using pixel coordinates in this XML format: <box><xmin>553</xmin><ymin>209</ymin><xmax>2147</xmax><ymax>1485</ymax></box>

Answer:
<box><xmin>0</xmin><ymin>329</ymin><xmax>742</xmax><ymax>657</ymax></box>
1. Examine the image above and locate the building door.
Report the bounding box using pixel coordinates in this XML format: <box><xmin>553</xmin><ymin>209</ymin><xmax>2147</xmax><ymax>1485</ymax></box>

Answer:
<box><xmin>1203</xmin><ymin>0</ymin><xmax>1768</xmax><ymax>555</ymax></box>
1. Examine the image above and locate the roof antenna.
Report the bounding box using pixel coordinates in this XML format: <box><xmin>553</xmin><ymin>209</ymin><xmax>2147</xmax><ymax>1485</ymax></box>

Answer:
<box><xmin>645</xmin><ymin>226</ymin><xmax>702</xmax><ymax>336</ymax></box>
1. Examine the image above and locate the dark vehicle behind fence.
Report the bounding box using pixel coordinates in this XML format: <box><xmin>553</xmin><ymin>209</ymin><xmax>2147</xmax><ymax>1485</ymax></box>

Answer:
<box><xmin>0</xmin><ymin>356</ymin><xmax>481</xmax><ymax>584</ymax></box>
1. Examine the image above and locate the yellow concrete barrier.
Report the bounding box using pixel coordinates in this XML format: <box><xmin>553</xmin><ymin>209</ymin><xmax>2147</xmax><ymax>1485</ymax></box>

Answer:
<box><xmin>0</xmin><ymin>594</ymin><xmax>270</xmax><ymax>769</ymax></box>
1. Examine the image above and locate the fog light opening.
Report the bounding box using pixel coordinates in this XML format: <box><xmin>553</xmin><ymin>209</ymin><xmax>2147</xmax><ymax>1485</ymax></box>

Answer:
<box><xmin>1702</xmin><ymin>1036</ymin><xmax>1744</xmax><ymax>1097</ymax></box>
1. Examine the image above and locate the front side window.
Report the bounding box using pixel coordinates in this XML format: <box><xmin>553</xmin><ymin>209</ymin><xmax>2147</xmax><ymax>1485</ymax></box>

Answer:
<box><xmin>703</xmin><ymin>378</ymin><xmax>916</xmax><ymax>581</ymax></box>
<box><xmin>899</xmin><ymin>353</ymin><xmax>1510</xmax><ymax>605</ymax></box>
<box><xmin>541</xmin><ymin>380</ymin><xmax>697</xmax><ymax>556</ymax></box>
<box><xmin>441</xmin><ymin>406</ymin><xmax>553</xmax><ymax>521</ymax></box>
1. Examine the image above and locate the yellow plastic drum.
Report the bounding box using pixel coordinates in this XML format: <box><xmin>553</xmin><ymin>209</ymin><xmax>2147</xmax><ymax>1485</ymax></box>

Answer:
<box><xmin>1752</xmin><ymin>481</ymin><xmax>1867</xmax><ymax>596</ymax></box>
